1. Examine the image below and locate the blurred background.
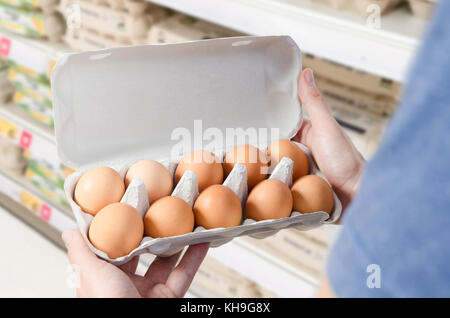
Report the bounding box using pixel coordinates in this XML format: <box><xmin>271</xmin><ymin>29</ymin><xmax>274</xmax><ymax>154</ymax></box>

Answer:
<box><xmin>0</xmin><ymin>0</ymin><xmax>436</xmax><ymax>297</ymax></box>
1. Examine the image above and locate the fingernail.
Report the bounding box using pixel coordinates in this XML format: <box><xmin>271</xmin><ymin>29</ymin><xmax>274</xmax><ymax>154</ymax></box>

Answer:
<box><xmin>62</xmin><ymin>231</ymin><xmax>74</xmax><ymax>247</ymax></box>
<box><xmin>305</xmin><ymin>69</ymin><xmax>315</xmax><ymax>86</ymax></box>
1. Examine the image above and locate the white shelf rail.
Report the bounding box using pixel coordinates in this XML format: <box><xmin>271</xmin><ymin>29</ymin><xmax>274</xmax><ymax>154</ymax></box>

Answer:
<box><xmin>148</xmin><ymin>0</ymin><xmax>427</xmax><ymax>82</ymax></box>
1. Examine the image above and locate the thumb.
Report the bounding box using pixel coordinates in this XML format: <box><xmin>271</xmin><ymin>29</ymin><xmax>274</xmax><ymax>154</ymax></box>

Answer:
<box><xmin>62</xmin><ymin>229</ymin><xmax>100</xmax><ymax>268</ymax></box>
<box><xmin>298</xmin><ymin>68</ymin><xmax>335</xmax><ymax>125</ymax></box>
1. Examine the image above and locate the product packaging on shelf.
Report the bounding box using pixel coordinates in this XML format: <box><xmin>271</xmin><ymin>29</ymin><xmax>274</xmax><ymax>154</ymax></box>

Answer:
<box><xmin>0</xmin><ymin>135</ymin><xmax>27</xmax><ymax>174</ymax></box>
<box><xmin>240</xmin><ymin>228</ymin><xmax>331</xmax><ymax>279</ymax></box>
<box><xmin>58</xmin><ymin>0</ymin><xmax>169</xmax><ymax>46</ymax></box>
<box><xmin>13</xmin><ymin>87</ymin><xmax>54</xmax><ymax>126</ymax></box>
<box><xmin>302</xmin><ymin>53</ymin><xmax>402</xmax><ymax>101</ymax></box>
<box><xmin>0</xmin><ymin>60</ymin><xmax>14</xmax><ymax>103</ymax></box>
<box><xmin>315</xmin><ymin>76</ymin><xmax>397</xmax><ymax>116</ymax></box>
<box><xmin>408</xmin><ymin>0</ymin><xmax>437</xmax><ymax>19</ymax></box>
<box><xmin>0</xmin><ymin>1</ymin><xmax>65</xmax><ymax>41</ymax></box>
<box><xmin>148</xmin><ymin>13</ymin><xmax>241</xmax><ymax>44</ymax></box>
<box><xmin>1</xmin><ymin>0</ymin><xmax>59</xmax><ymax>13</ymax></box>
<box><xmin>321</xmin><ymin>94</ymin><xmax>388</xmax><ymax>159</ymax></box>
<box><xmin>8</xmin><ymin>67</ymin><xmax>52</xmax><ymax>108</ymax></box>
<box><xmin>52</xmin><ymin>36</ymin><xmax>342</xmax><ymax>265</ymax></box>
<box><xmin>192</xmin><ymin>256</ymin><xmax>277</xmax><ymax>297</ymax></box>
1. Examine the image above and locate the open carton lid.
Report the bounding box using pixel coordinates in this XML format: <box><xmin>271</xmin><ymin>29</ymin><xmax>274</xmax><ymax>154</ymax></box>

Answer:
<box><xmin>51</xmin><ymin>36</ymin><xmax>303</xmax><ymax>168</ymax></box>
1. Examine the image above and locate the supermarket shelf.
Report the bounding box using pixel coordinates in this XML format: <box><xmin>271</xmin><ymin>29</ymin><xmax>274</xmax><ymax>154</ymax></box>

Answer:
<box><xmin>0</xmin><ymin>103</ymin><xmax>61</xmax><ymax>167</ymax></box>
<box><xmin>0</xmin><ymin>28</ymin><xmax>71</xmax><ymax>76</ymax></box>
<box><xmin>149</xmin><ymin>0</ymin><xmax>428</xmax><ymax>82</ymax></box>
<box><xmin>208</xmin><ymin>238</ymin><xmax>318</xmax><ymax>297</ymax></box>
<box><xmin>0</xmin><ymin>170</ymin><xmax>75</xmax><ymax>232</ymax></box>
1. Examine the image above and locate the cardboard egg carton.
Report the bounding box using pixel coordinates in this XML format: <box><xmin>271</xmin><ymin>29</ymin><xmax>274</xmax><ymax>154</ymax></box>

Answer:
<box><xmin>13</xmin><ymin>87</ymin><xmax>54</xmax><ymax>127</ymax></box>
<box><xmin>408</xmin><ymin>0</ymin><xmax>436</xmax><ymax>19</ymax></box>
<box><xmin>8</xmin><ymin>67</ymin><xmax>52</xmax><ymax>108</ymax></box>
<box><xmin>0</xmin><ymin>135</ymin><xmax>28</xmax><ymax>175</ymax></box>
<box><xmin>315</xmin><ymin>75</ymin><xmax>398</xmax><ymax>117</ymax></box>
<box><xmin>240</xmin><ymin>227</ymin><xmax>332</xmax><ymax>279</ymax></box>
<box><xmin>63</xmin><ymin>27</ymin><xmax>131</xmax><ymax>51</ymax></box>
<box><xmin>65</xmin><ymin>141</ymin><xmax>342</xmax><ymax>265</ymax></box>
<box><xmin>0</xmin><ymin>62</ymin><xmax>14</xmax><ymax>104</ymax></box>
<box><xmin>58</xmin><ymin>0</ymin><xmax>170</xmax><ymax>45</ymax></box>
<box><xmin>192</xmin><ymin>256</ymin><xmax>277</xmax><ymax>298</ymax></box>
<box><xmin>51</xmin><ymin>36</ymin><xmax>342</xmax><ymax>265</ymax></box>
<box><xmin>147</xmin><ymin>13</ymin><xmax>242</xmax><ymax>44</ymax></box>
<box><xmin>0</xmin><ymin>0</ymin><xmax>59</xmax><ymax>14</ymax></box>
<box><xmin>302</xmin><ymin>53</ymin><xmax>402</xmax><ymax>101</ymax></box>
<box><xmin>0</xmin><ymin>1</ymin><xmax>65</xmax><ymax>41</ymax></box>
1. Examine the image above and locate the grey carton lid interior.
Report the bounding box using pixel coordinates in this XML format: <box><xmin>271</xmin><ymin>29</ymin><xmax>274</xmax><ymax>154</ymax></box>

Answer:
<box><xmin>51</xmin><ymin>35</ymin><xmax>302</xmax><ymax>168</ymax></box>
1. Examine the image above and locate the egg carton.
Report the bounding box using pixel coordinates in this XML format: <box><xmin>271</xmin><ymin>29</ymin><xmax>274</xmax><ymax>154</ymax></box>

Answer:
<box><xmin>58</xmin><ymin>0</ymin><xmax>169</xmax><ymax>44</ymax></box>
<box><xmin>65</xmin><ymin>142</ymin><xmax>342</xmax><ymax>265</ymax></box>
<box><xmin>0</xmin><ymin>2</ymin><xmax>65</xmax><ymax>41</ymax></box>
<box><xmin>63</xmin><ymin>27</ymin><xmax>132</xmax><ymax>51</ymax></box>
<box><xmin>0</xmin><ymin>135</ymin><xmax>28</xmax><ymax>174</ymax></box>
<box><xmin>408</xmin><ymin>0</ymin><xmax>436</xmax><ymax>20</ymax></box>
<box><xmin>147</xmin><ymin>13</ymin><xmax>241</xmax><ymax>44</ymax></box>
<box><xmin>8</xmin><ymin>67</ymin><xmax>52</xmax><ymax>108</ymax></box>
<box><xmin>0</xmin><ymin>0</ymin><xmax>59</xmax><ymax>14</ymax></box>
<box><xmin>13</xmin><ymin>88</ymin><xmax>54</xmax><ymax>127</ymax></box>
<box><xmin>0</xmin><ymin>64</ymin><xmax>14</xmax><ymax>104</ymax></box>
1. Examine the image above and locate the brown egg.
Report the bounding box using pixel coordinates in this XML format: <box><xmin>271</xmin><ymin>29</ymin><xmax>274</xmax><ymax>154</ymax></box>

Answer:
<box><xmin>88</xmin><ymin>203</ymin><xmax>144</xmax><ymax>259</ymax></box>
<box><xmin>125</xmin><ymin>160</ymin><xmax>173</xmax><ymax>204</ymax></box>
<box><xmin>193</xmin><ymin>185</ymin><xmax>242</xmax><ymax>229</ymax></box>
<box><xmin>267</xmin><ymin>139</ymin><xmax>309</xmax><ymax>181</ymax></box>
<box><xmin>74</xmin><ymin>166</ymin><xmax>125</xmax><ymax>216</ymax></box>
<box><xmin>223</xmin><ymin>144</ymin><xmax>269</xmax><ymax>190</ymax></box>
<box><xmin>174</xmin><ymin>150</ymin><xmax>223</xmax><ymax>192</ymax></box>
<box><xmin>291</xmin><ymin>175</ymin><xmax>334</xmax><ymax>214</ymax></box>
<box><xmin>245</xmin><ymin>179</ymin><xmax>293</xmax><ymax>221</ymax></box>
<box><xmin>144</xmin><ymin>196</ymin><xmax>194</xmax><ymax>238</ymax></box>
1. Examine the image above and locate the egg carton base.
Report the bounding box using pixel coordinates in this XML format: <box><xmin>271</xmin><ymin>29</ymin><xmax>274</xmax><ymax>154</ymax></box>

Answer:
<box><xmin>65</xmin><ymin>142</ymin><xmax>342</xmax><ymax>265</ymax></box>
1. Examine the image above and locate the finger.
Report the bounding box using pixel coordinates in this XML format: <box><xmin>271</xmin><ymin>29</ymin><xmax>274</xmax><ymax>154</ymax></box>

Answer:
<box><xmin>62</xmin><ymin>229</ymin><xmax>100</xmax><ymax>268</ymax></box>
<box><xmin>166</xmin><ymin>243</ymin><xmax>209</xmax><ymax>297</ymax></box>
<box><xmin>119</xmin><ymin>256</ymin><xmax>140</xmax><ymax>275</ymax></box>
<box><xmin>292</xmin><ymin>119</ymin><xmax>312</xmax><ymax>146</ymax></box>
<box><xmin>144</xmin><ymin>252</ymin><xmax>182</xmax><ymax>285</ymax></box>
<box><xmin>298</xmin><ymin>69</ymin><xmax>335</xmax><ymax>126</ymax></box>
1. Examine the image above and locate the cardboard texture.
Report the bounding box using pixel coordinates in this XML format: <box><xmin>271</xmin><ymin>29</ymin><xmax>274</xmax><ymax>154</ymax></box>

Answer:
<box><xmin>315</xmin><ymin>76</ymin><xmax>397</xmax><ymax>116</ymax></box>
<box><xmin>192</xmin><ymin>256</ymin><xmax>277</xmax><ymax>298</ymax></box>
<box><xmin>59</xmin><ymin>0</ymin><xmax>169</xmax><ymax>44</ymax></box>
<box><xmin>148</xmin><ymin>13</ymin><xmax>241</xmax><ymax>44</ymax></box>
<box><xmin>302</xmin><ymin>53</ymin><xmax>402</xmax><ymax>100</ymax></box>
<box><xmin>52</xmin><ymin>36</ymin><xmax>342</xmax><ymax>264</ymax></box>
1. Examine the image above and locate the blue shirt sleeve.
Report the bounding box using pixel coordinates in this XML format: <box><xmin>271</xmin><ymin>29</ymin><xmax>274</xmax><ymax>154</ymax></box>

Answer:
<box><xmin>327</xmin><ymin>0</ymin><xmax>450</xmax><ymax>297</ymax></box>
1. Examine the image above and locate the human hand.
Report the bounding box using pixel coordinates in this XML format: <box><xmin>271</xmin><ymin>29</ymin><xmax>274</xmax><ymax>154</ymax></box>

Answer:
<box><xmin>293</xmin><ymin>69</ymin><xmax>365</xmax><ymax>211</ymax></box>
<box><xmin>62</xmin><ymin>229</ymin><xmax>209</xmax><ymax>298</ymax></box>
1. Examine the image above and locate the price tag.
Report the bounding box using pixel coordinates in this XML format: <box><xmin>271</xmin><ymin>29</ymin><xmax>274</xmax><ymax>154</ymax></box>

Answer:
<box><xmin>19</xmin><ymin>130</ymin><xmax>33</xmax><ymax>149</ymax></box>
<box><xmin>40</xmin><ymin>204</ymin><xmax>52</xmax><ymax>222</ymax></box>
<box><xmin>0</xmin><ymin>37</ymin><xmax>11</xmax><ymax>57</ymax></box>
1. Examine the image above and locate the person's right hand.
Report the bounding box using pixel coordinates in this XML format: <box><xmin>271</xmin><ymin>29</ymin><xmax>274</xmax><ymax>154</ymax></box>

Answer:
<box><xmin>293</xmin><ymin>69</ymin><xmax>365</xmax><ymax>212</ymax></box>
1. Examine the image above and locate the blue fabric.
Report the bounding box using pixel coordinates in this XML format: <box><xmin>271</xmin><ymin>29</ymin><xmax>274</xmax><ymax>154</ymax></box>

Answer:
<box><xmin>327</xmin><ymin>0</ymin><xmax>450</xmax><ymax>297</ymax></box>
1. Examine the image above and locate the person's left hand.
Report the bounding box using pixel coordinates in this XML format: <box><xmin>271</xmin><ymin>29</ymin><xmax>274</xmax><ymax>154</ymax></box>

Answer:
<box><xmin>62</xmin><ymin>229</ymin><xmax>209</xmax><ymax>298</ymax></box>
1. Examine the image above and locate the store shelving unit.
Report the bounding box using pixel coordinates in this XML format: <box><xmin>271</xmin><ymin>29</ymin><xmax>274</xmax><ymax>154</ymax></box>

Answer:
<box><xmin>0</xmin><ymin>171</ymin><xmax>76</xmax><ymax>239</ymax></box>
<box><xmin>148</xmin><ymin>0</ymin><xmax>427</xmax><ymax>82</ymax></box>
<box><xmin>0</xmin><ymin>103</ymin><xmax>60</xmax><ymax>166</ymax></box>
